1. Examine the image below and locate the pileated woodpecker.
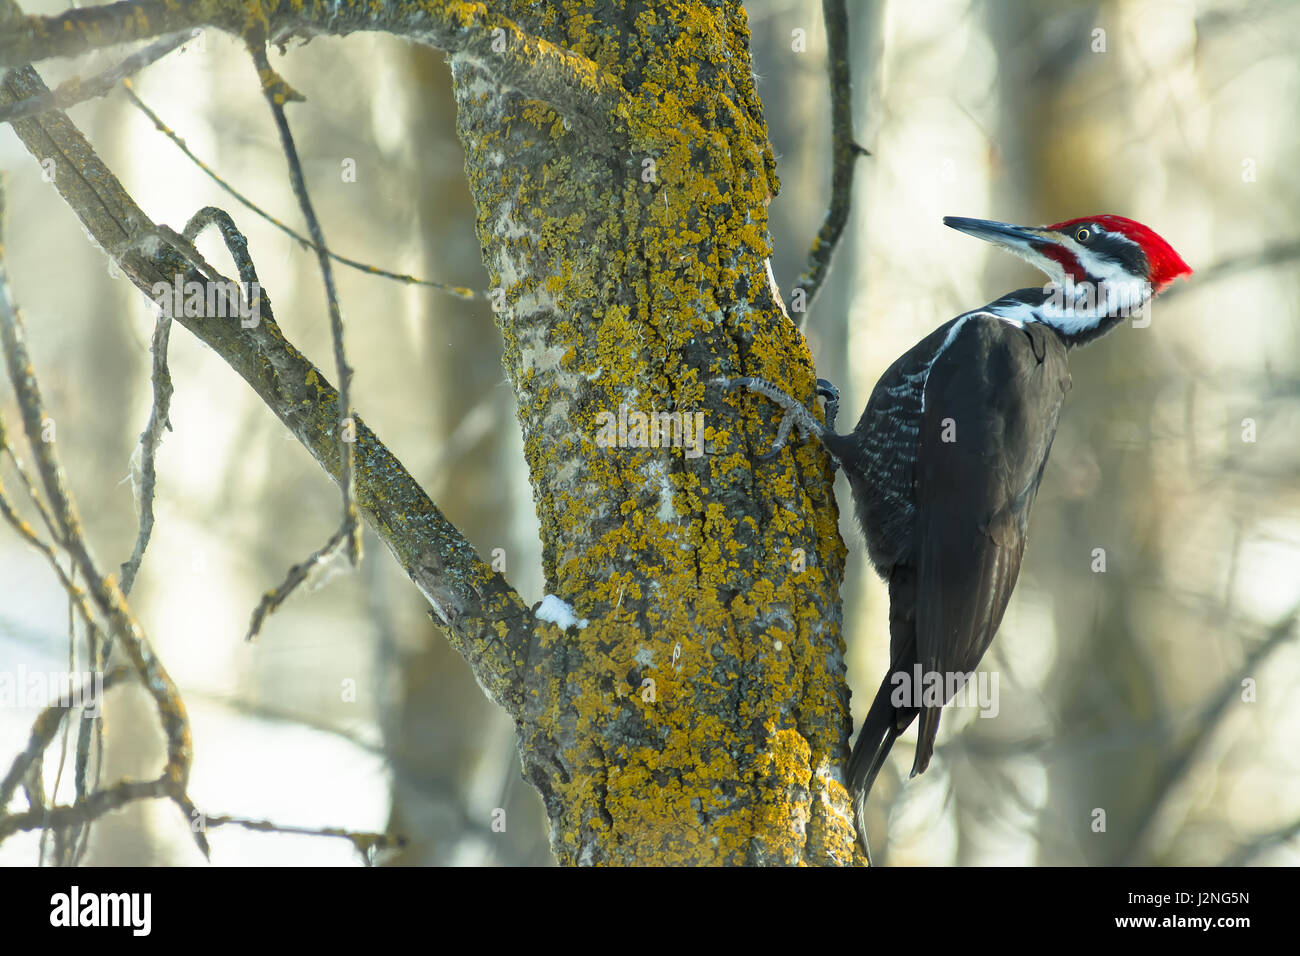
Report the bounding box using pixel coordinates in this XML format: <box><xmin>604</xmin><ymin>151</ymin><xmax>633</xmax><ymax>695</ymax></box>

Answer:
<box><xmin>736</xmin><ymin>214</ymin><xmax>1191</xmax><ymax>862</ymax></box>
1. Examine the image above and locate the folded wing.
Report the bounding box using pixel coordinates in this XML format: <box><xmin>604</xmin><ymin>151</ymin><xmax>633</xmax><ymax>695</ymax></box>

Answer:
<box><xmin>910</xmin><ymin>316</ymin><xmax>1068</xmax><ymax>775</ymax></box>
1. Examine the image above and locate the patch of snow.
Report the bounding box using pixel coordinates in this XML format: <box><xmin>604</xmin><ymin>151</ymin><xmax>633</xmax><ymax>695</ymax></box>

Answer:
<box><xmin>535</xmin><ymin>594</ymin><xmax>589</xmax><ymax>630</ymax></box>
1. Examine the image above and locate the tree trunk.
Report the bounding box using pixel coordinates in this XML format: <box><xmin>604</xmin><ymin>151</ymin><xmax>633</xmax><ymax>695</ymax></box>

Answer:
<box><xmin>449</xmin><ymin>3</ymin><xmax>855</xmax><ymax>864</ymax></box>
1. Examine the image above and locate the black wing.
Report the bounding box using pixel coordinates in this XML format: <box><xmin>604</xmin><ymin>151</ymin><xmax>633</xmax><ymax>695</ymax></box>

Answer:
<box><xmin>910</xmin><ymin>316</ymin><xmax>1069</xmax><ymax>775</ymax></box>
<box><xmin>829</xmin><ymin>317</ymin><xmax>964</xmax><ymax>576</ymax></box>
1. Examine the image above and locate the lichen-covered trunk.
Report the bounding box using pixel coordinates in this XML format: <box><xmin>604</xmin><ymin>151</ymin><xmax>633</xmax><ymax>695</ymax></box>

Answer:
<box><xmin>453</xmin><ymin>1</ymin><xmax>857</xmax><ymax>865</ymax></box>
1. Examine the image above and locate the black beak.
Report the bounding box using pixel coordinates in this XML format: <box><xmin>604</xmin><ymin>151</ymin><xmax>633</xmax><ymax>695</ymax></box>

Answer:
<box><xmin>943</xmin><ymin>216</ymin><xmax>1049</xmax><ymax>254</ymax></box>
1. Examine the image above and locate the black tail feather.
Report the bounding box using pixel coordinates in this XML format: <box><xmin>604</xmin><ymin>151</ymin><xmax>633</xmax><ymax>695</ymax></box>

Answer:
<box><xmin>847</xmin><ymin>673</ymin><xmax>903</xmax><ymax>865</ymax></box>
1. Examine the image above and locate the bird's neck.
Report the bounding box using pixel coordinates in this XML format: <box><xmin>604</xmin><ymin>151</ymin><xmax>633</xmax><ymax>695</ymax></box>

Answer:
<box><xmin>982</xmin><ymin>278</ymin><xmax>1153</xmax><ymax>349</ymax></box>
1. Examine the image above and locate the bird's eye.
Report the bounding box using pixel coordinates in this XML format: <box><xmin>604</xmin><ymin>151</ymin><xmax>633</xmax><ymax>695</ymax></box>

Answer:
<box><xmin>1075</xmin><ymin>228</ymin><xmax>1091</xmax><ymax>243</ymax></box>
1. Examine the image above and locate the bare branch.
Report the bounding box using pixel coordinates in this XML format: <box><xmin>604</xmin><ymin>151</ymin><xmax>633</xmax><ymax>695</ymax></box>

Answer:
<box><xmin>246</xmin><ymin>526</ymin><xmax>349</xmax><ymax>641</ymax></box>
<box><xmin>0</xmin><ymin>419</ymin><xmax>104</xmax><ymax>643</ymax></box>
<box><xmin>0</xmin><ymin>182</ymin><xmax>205</xmax><ymax>856</ymax></box>
<box><xmin>789</xmin><ymin>0</ymin><xmax>870</xmax><ymax>323</ymax></box>
<box><xmin>121</xmin><ymin>80</ymin><xmax>479</xmax><ymax>299</ymax></box>
<box><xmin>0</xmin><ymin>30</ymin><xmax>191</xmax><ymax>123</ymax></box>
<box><xmin>119</xmin><ymin>305</ymin><xmax>173</xmax><ymax>596</ymax></box>
<box><xmin>0</xmin><ymin>776</ymin><xmax>171</xmax><ymax>842</ymax></box>
<box><xmin>247</xmin><ymin>37</ymin><xmax>361</xmax><ymax>569</ymax></box>
<box><xmin>0</xmin><ymin>0</ymin><xmax>628</xmax><ymax>144</ymax></box>
<box><xmin>0</xmin><ymin>667</ymin><xmax>129</xmax><ymax>813</ymax></box>
<box><xmin>199</xmin><ymin>814</ymin><xmax>406</xmax><ymax>864</ymax></box>
<box><xmin>0</xmin><ymin>407</ymin><xmax>62</xmax><ymax>545</ymax></box>
<box><xmin>0</xmin><ymin>58</ymin><xmax>533</xmax><ymax>712</ymax></box>
<box><xmin>171</xmin><ymin>204</ymin><xmax>349</xmax><ymax>640</ymax></box>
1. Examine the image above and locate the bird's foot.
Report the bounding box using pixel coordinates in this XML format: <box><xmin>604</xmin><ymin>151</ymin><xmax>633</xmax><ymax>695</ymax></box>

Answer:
<box><xmin>729</xmin><ymin>376</ymin><xmax>834</xmax><ymax>460</ymax></box>
<box><xmin>815</xmin><ymin>378</ymin><xmax>840</xmax><ymax>433</ymax></box>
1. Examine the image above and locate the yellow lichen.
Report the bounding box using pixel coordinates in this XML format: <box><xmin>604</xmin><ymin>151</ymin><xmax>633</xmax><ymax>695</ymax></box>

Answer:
<box><xmin>452</xmin><ymin>0</ymin><xmax>849</xmax><ymax>865</ymax></box>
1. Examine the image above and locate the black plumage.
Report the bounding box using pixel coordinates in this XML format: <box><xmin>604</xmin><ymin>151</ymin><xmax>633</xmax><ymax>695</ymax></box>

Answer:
<box><xmin>826</xmin><ymin>298</ymin><xmax>1071</xmax><ymax>850</ymax></box>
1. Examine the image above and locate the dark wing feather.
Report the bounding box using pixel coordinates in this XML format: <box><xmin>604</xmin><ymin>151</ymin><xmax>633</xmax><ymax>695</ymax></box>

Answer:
<box><xmin>910</xmin><ymin>317</ymin><xmax>1068</xmax><ymax>776</ymax></box>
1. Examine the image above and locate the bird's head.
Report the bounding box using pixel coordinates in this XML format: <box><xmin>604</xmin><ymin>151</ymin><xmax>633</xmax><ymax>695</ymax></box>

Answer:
<box><xmin>944</xmin><ymin>214</ymin><xmax>1192</xmax><ymax>345</ymax></box>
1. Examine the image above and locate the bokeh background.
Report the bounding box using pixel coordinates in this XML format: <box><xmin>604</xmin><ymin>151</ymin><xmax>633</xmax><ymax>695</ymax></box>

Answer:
<box><xmin>1</xmin><ymin>0</ymin><xmax>1297</xmax><ymax>865</ymax></box>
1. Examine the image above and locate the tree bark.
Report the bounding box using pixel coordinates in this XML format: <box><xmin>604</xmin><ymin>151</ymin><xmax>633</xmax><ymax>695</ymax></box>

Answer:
<box><xmin>449</xmin><ymin>2</ymin><xmax>853</xmax><ymax>865</ymax></box>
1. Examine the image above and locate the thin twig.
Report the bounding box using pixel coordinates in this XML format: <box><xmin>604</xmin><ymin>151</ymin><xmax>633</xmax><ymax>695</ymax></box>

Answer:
<box><xmin>246</xmin><ymin>526</ymin><xmax>349</xmax><ymax>641</ymax></box>
<box><xmin>119</xmin><ymin>203</ymin><xmax>274</xmax><ymax>598</ymax></box>
<box><xmin>789</xmin><ymin>0</ymin><xmax>870</xmax><ymax>326</ymax></box>
<box><xmin>0</xmin><ymin>668</ymin><xmax>129</xmax><ymax>813</ymax></box>
<box><xmin>247</xmin><ymin>39</ymin><xmax>361</xmax><ymax>568</ymax></box>
<box><xmin>1</xmin><ymin>415</ymin><xmax>111</xmax><ymax>862</ymax></box>
<box><xmin>120</xmin><ymin>80</ymin><xmax>480</xmax><ymax>299</ymax></box>
<box><xmin>0</xmin><ymin>419</ymin><xmax>105</xmax><ymax>645</ymax></box>
<box><xmin>0</xmin><ymin>409</ymin><xmax>63</xmax><ymax>546</ymax></box>
<box><xmin>180</xmin><ymin>206</ymin><xmax>264</xmax><ymax>295</ymax></box>
<box><xmin>0</xmin><ymin>31</ymin><xmax>192</xmax><ymax>123</ymax></box>
<box><xmin>71</xmin><ymin>565</ymin><xmax>105</xmax><ymax>866</ymax></box>
<box><xmin>119</xmin><ymin>306</ymin><xmax>173</xmax><ymax>595</ymax></box>
<box><xmin>0</xmin><ymin>776</ymin><xmax>176</xmax><ymax>842</ymax></box>
<box><xmin>0</xmin><ymin>180</ymin><xmax>207</xmax><ymax>858</ymax></box>
<box><xmin>199</xmin><ymin>814</ymin><xmax>406</xmax><ymax>864</ymax></box>
<box><xmin>49</xmin><ymin>577</ymin><xmax>78</xmax><ymax>867</ymax></box>
<box><xmin>166</xmin><ymin>205</ymin><xmax>351</xmax><ymax>641</ymax></box>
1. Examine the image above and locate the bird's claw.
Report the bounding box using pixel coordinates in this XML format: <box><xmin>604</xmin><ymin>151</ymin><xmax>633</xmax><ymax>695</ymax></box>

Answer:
<box><xmin>728</xmin><ymin>374</ymin><xmax>837</xmax><ymax>462</ymax></box>
<box><xmin>815</xmin><ymin>378</ymin><xmax>840</xmax><ymax>432</ymax></box>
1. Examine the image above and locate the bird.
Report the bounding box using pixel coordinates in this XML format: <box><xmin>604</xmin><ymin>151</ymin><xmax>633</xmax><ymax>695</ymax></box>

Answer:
<box><xmin>733</xmin><ymin>214</ymin><xmax>1191</xmax><ymax>863</ymax></box>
